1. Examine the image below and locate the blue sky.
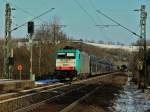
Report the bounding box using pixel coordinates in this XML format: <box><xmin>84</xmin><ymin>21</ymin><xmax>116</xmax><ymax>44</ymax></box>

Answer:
<box><xmin>0</xmin><ymin>0</ymin><xmax>149</xmax><ymax>44</ymax></box>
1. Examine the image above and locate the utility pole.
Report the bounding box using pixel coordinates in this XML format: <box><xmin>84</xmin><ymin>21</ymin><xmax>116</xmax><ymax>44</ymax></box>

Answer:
<box><xmin>38</xmin><ymin>41</ymin><xmax>41</xmax><ymax>77</ymax></box>
<box><xmin>53</xmin><ymin>25</ymin><xmax>56</xmax><ymax>45</ymax></box>
<box><xmin>96</xmin><ymin>8</ymin><xmax>148</xmax><ymax>88</ymax></box>
<box><xmin>135</xmin><ymin>5</ymin><xmax>147</xmax><ymax>88</ymax></box>
<box><xmin>140</xmin><ymin>5</ymin><xmax>147</xmax><ymax>88</ymax></box>
<box><xmin>4</xmin><ymin>3</ymin><xmax>14</xmax><ymax>79</ymax></box>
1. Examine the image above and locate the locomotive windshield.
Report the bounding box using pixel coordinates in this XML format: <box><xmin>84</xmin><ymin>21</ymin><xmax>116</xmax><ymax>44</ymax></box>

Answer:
<box><xmin>57</xmin><ymin>53</ymin><xmax>66</xmax><ymax>59</ymax></box>
<box><xmin>57</xmin><ymin>52</ymin><xmax>75</xmax><ymax>59</ymax></box>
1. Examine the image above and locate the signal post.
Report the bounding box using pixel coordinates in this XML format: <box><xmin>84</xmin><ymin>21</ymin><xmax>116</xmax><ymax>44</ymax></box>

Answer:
<box><xmin>17</xmin><ymin>64</ymin><xmax>23</xmax><ymax>80</ymax></box>
<box><xmin>28</xmin><ymin>21</ymin><xmax>34</xmax><ymax>81</ymax></box>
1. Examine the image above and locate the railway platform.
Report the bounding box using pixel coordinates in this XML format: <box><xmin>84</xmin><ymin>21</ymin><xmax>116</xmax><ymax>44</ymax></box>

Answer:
<box><xmin>0</xmin><ymin>79</ymin><xmax>34</xmax><ymax>92</ymax></box>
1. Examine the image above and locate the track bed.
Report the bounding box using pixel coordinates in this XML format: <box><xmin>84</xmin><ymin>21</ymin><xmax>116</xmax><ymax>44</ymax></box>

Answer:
<box><xmin>15</xmin><ymin>72</ymin><xmax>127</xmax><ymax>112</ymax></box>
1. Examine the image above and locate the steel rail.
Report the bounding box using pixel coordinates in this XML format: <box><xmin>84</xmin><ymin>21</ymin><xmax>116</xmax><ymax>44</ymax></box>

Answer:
<box><xmin>0</xmin><ymin>82</ymin><xmax>63</xmax><ymax>102</ymax></box>
<box><xmin>14</xmin><ymin>85</ymin><xmax>87</xmax><ymax>112</ymax></box>
<box><xmin>60</xmin><ymin>86</ymin><xmax>100</xmax><ymax>112</ymax></box>
<box><xmin>14</xmin><ymin>73</ymin><xmax>115</xmax><ymax>112</ymax></box>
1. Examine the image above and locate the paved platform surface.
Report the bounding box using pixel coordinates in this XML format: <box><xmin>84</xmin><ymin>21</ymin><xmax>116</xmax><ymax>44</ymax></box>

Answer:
<box><xmin>0</xmin><ymin>79</ymin><xmax>21</xmax><ymax>84</ymax></box>
<box><xmin>0</xmin><ymin>79</ymin><xmax>34</xmax><ymax>92</ymax></box>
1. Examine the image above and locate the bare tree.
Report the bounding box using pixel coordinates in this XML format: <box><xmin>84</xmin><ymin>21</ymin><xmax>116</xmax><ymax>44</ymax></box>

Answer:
<box><xmin>34</xmin><ymin>16</ymin><xmax>68</xmax><ymax>44</ymax></box>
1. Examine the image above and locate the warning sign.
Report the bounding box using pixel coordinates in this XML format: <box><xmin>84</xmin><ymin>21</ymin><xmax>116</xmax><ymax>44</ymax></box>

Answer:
<box><xmin>17</xmin><ymin>64</ymin><xmax>23</xmax><ymax>71</ymax></box>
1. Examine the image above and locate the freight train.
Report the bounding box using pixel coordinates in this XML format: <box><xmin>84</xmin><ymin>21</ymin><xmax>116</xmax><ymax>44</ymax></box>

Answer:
<box><xmin>54</xmin><ymin>47</ymin><xmax>117</xmax><ymax>81</ymax></box>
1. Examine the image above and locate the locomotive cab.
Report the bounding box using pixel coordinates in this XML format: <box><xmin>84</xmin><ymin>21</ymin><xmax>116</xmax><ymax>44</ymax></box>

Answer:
<box><xmin>55</xmin><ymin>49</ymin><xmax>79</xmax><ymax>81</ymax></box>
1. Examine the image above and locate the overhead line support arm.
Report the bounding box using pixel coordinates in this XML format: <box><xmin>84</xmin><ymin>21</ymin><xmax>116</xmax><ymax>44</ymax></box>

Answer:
<box><xmin>96</xmin><ymin>10</ymin><xmax>142</xmax><ymax>38</ymax></box>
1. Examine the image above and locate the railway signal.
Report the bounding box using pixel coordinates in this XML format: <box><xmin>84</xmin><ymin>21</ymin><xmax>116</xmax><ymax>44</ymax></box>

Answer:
<box><xmin>28</xmin><ymin>21</ymin><xmax>34</xmax><ymax>81</ymax></box>
<box><xmin>3</xmin><ymin>6</ymin><xmax>54</xmax><ymax>79</ymax></box>
<box><xmin>28</xmin><ymin>21</ymin><xmax>34</xmax><ymax>34</ymax></box>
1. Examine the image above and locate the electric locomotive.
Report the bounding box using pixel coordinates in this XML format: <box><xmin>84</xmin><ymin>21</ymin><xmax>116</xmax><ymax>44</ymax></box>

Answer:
<box><xmin>55</xmin><ymin>47</ymin><xmax>91</xmax><ymax>81</ymax></box>
<box><xmin>55</xmin><ymin>47</ymin><xmax>116</xmax><ymax>81</ymax></box>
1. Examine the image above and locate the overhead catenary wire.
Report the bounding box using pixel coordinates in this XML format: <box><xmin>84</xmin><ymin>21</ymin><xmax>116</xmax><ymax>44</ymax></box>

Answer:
<box><xmin>73</xmin><ymin>0</ymin><xmax>112</xmax><ymax>42</ymax></box>
<box><xmin>11</xmin><ymin>8</ymin><xmax>55</xmax><ymax>32</ymax></box>
<box><xmin>88</xmin><ymin>0</ymin><xmax>96</xmax><ymax>10</ymax></box>
<box><xmin>10</xmin><ymin>3</ymin><xmax>46</xmax><ymax>23</ymax></box>
<box><xmin>96</xmin><ymin>25</ymin><xmax>119</xmax><ymax>28</ymax></box>
<box><xmin>87</xmin><ymin>0</ymin><xmax>114</xmax><ymax>42</ymax></box>
<box><xmin>73</xmin><ymin>0</ymin><xmax>97</xmax><ymax>25</ymax></box>
<box><xmin>87</xmin><ymin>0</ymin><xmax>116</xmax><ymax>28</ymax></box>
<box><xmin>86</xmin><ymin>0</ymin><xmax>104</xmax><ymax>25</ymax></box>
<box><xmin>88</xmin><ymin>0</ymin><xmax>139</xmax><ymax>43</ymax></box>
<box><xmin>96</xmin><ymin>10</ymin><xmax>142</xmax><ymax>38</ymax></box>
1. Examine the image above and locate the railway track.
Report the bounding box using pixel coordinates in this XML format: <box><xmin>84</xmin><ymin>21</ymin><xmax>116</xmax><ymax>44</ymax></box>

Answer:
<box><xmin>15</xmin><ymin>84</ymin><xmax>88</xmax><ymax>112</ymax></box>
<box><xmin>14</xmin><ymin>73</ymin><xmax>117</xmax><ymax>112</ymax></box>
<box><xmin>0</xmin><ymin>72</ymin><xmax>115</xmax><ymax>101</ymax></box>
<box><xmin>0</xmin><ymin>72</ymin><xmax>117</xmax><ymax>112</ymax></box>
<box><xmin>0</xmin><ymin>82</ymin><xmax>75</xmax><ymax>112</ymax></box>
<box><xmin>0</xmin><ymin>82</ymin><xmax>63</xmax><ymax>101</ymax></box>
<box><xmin>60</xmin><ymin>86</ymin><xmax>100</xmax><ymax>112</ymax></box>
<box><xmin>15</xmin><ymin>84</ymin><xmax>100</xmax><ymax>112</ymax></box>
